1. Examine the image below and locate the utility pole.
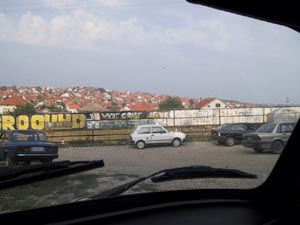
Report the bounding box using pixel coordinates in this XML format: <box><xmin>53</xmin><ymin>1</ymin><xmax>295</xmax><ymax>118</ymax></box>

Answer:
<box><xmin>285</xmin><ymin>97</ymin><xmax>290</xmax><ymax>107</ymax></box>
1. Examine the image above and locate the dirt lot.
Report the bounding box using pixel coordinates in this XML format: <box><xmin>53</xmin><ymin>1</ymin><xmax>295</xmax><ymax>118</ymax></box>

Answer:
<box><xmin>0</xmin><ymin>142</ymin><xmax>279</xmax><ymax>213</ymax></box>
<box><xmin>59</xmin><ymin>141</ymin><xmax>279</xmax><ymax>180</ymax></box>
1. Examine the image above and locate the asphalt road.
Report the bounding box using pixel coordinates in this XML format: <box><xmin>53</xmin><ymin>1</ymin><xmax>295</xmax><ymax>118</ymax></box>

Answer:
<box><xmin>0</xmin><ymin>142</ymin><xmax>279</xmax><ymax>213</ymax></box>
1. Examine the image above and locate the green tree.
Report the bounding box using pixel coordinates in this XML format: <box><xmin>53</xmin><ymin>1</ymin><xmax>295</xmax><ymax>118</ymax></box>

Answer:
<box><xmin>159</xmin><ymin>97</ymin><xmax>184</xmax><ymax>109</ymax></box>
<box><xmin>10</xmin><ymin>104</ymin><xmax>37</xmax><ymax>115</ymax></box>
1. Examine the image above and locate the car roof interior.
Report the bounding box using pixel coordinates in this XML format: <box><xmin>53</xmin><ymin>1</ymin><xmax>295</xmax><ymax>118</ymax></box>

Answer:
<box><xmin>187</xmin><ymin>0</ymin><xmax>300</xmax><ymax>32</ymax></box>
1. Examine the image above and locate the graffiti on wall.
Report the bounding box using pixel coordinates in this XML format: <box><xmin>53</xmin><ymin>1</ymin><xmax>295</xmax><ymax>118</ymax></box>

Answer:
<box><xmin>1</xmin><ymin>107</ymin><xmax>299</xmax><ymax>130</ymax></box>
<box><xmin>0</xmin><ymin>114</ymin><xmax>86</xmax><ymax>130</ymax></box>
<box><xmin>98</xmin><ymin>111</ymin><xmax>170</xmax><ymax>120</ymax></box>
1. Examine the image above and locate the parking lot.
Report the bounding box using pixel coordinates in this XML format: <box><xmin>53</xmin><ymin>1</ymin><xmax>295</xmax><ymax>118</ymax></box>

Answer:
<box><xmin>59</xmin><ymin>141</ymin><xmax>279</xmax><ymax>179</ymax></box>
<box><xmin>0</xmin><ymin>142</ymin><xmax>279</xmax><ymax>213</ymax></box>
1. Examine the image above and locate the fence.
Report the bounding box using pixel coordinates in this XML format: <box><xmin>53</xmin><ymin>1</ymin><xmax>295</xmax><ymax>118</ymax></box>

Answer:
<box><xmin>1</xmin><ymin>106</ymin><xmax>299</xmax><ymax>144</ymax></box>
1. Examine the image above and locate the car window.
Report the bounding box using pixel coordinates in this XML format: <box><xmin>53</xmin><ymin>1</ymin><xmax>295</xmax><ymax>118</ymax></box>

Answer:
<box><xmin>0</xmin><ymin>133</ymin><xmax>5</xmax><ymax>142</ymax></box>
<box><xmin>138</xmin><ymin>127</ymin><xmax>151</xmax><ymax>134</ymax></box>
<box><xmin>152</xmin><ymin>126</ymin><xmax>166</xmax><ymax>134</ymax></box>
<box><xmin>256</xmin><ymin>124</ymin><xmax>277</xmax><ymax>133</ymax></box>
<box><xmin>230</xmin><ymin>124</ymin><xmax>245</xmax><ymax>131</ymax></box>
<box><xmin>0</xmin><ymin>0</ymin><xmax>299</xmax><ymax>215</ymax></box>
<box><xmin>277</xmin><ymin>123</ymin><xmax>295</xmax><ymax>133</ymax></box>
<box><xmin>219</xmin><ymin>124</ymin><xmax>230</xmax><ymax>129</ymax></box>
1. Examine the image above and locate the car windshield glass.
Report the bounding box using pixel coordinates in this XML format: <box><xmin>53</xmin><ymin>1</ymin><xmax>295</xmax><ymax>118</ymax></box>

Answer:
<box><xmin>0</xmin><ymin>0</ymin><xmax>299</xmax><ymax>215</ymax></box>
<box><xmin>256</xmin><ymin>124</ymin><xmax>277</xmax><ymax>133</ymax></box>
<box><xmin>218</xmin><ymin>124</ymin><xmax>230</xmax><ymax>129</ymax></box>
<box><xmin>12</xmin><ymin>131</ymin><xmax>48</xmax><ymax>142</ymax></box>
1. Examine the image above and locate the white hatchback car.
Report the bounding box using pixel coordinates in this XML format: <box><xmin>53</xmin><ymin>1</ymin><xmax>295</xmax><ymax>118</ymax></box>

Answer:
<box><xmin>130</xmin><ymin>124</ymin><xmax>186</xmax><ymax>149</ymax></box>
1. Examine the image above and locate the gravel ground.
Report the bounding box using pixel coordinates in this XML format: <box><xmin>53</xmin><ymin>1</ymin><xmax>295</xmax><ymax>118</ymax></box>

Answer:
<box><xmin>0</xmin><ymin>142</ymin><xmax>279</xmax><ymax>213</ymax></box>
<box><xmin>59</xmin><ymin>141</ymin><xmax>278</xmax><ymax>177</ymax></box>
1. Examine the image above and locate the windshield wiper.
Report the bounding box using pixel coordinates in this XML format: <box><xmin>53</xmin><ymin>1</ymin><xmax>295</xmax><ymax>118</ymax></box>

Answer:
<box><xmin>90</xmin><ymin>165</ymin><xmax>257</xmax><ymax>200</ymax></box>
<box><xmin>0</xmin><ymin>160</ymin><xmax>104</xmax><ymax>190</ymax></box>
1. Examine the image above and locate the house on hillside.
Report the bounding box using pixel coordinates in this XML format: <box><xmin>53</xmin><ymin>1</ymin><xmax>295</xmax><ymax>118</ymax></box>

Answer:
<box><xmin>194</xmin><ymin>98</ymin><xmax>230</xmax><ymax>109</ymax></box>
<box><xmin>79</xmin><ymin>103</ymin><xmax>108</xmax><ymax>112</ymax></box>
<box><xmin>0</xmin><ymin>96</ymin><xmax>30</xmax><ymax>114</ymax></box>
<box><xmin>122</xmin><ymin>103</ymin><xmax>157</xmax><ymax>111</ymax></box>
<box><xmin>66</xmin><ymin>103</ymin><xmax>81</xmax><ymax>113</ymax></box>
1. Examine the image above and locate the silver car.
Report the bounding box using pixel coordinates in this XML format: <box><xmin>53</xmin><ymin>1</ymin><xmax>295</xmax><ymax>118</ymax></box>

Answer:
<box><xmin>242</xmin><ymin>122</ymin><xmax>296</xmax><ymax>154</ymax></box>
<box><xmin>130</xmin><ymin>124</ymin><xmax>186</xmax><ymax>149</ymax></box>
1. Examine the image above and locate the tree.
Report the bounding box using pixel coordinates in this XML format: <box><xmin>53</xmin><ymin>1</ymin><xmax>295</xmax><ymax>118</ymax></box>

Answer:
<box><xmin>159</xmin><ymin>97</ymin><xmax>184</xmax><ymax>109</ymax></box>
<box><xmin>10</xmin><ymin>104</ymin><xmax>37</xmax><ymax>115</ymax></box>
<box><xmin>189</xmin><ymin>99</ymin><xmax>195</xmax><ymax>109</ymax></box>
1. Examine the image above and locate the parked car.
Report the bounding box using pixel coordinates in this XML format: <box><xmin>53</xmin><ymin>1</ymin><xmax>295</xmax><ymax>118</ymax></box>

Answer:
<box><xmin>0</xmin><ymin>130</ymin><xmax>59</xmax><ymax>166</ymax></box>
<box><xmin>211</xmin><ymin>123</ymin><xmax>259</xmax><ymax>146</ymax></box>
<box><xmin>130</xmin><ymin>124</ymin><xmax>186</xmax><ymax>149</ymax></box>
<box><xmin>242</xmin><ymin>122</ymin><xmax>296</xmax><ymax>154</ymax></box>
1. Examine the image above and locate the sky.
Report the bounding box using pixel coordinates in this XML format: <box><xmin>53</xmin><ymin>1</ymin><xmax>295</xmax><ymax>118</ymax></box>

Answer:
<box><xmin>0</xmin><ymin>0</ymin><xmax>300</xmax><ymax>105</ymax></box>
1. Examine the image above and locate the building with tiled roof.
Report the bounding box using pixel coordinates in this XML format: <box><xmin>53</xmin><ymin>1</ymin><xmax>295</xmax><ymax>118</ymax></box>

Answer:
<box><xmin>125</xmin><ymin>103</ymin><xmax>157</xmax><ymax>111</ymax></box>
<box><xmin>0</xmin><ymin>96</ymin><xmax>30</xmax><ymax>114</ymax></box>
<box><xmin>66</xmin><ymin>103</ymin><xmax>82</xmax><ymax>113</ymax></box>
<box><xmin>194</xmin><ymin>98</ymin><xmax>230</xmax><ymax>109</ymax></box>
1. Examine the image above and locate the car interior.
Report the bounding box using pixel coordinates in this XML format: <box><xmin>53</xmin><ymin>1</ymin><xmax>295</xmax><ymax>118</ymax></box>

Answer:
<box><xmin>0</xmin><ymin>0</ymin><xmax>299</xmax><ymax>224</ymax></box>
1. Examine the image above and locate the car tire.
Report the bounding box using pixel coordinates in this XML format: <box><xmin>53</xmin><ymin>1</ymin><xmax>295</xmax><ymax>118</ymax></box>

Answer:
<box><xmin>271</xmin><ymin>140</ymin><xmax>284</xmax><ymax>154</ymax></box>
<box><xmin>253</xmin><ymin>148</ymin><xmax>264</xmax><ymax>153</ymax></box>
<box><xmin>136</xmin><ymin>141</ymin><xmax>146</xmax><ymax>149</ymax></box>
<box><xmin>172</xmin><ymin>138</ymin><xmax>181</xmax><ymax>147</ymax></box>
<box><xmin>225</xmin><ymin>137</ymin><xmax>235</xmax><ymax>146</ymax></box>
<box><xmin>5</xmin><ymin>154</ymin><xmax>16</xmax><ymax>167</ymax></box>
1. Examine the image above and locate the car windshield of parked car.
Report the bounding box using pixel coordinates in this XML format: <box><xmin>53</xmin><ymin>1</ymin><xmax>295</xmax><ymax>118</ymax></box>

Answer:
<box><xmin>12</xmin><ymin>131</ymin><xmax>48</xmax><ymax>142</ymax></box>
<box><xmin>0</xmin><ymin>0</ymin><xmax>299</xmax><ymax>215</ymax></box>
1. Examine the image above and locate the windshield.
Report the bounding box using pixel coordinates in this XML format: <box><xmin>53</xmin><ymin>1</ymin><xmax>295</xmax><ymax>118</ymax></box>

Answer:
<box><xmin>12</xmin><ymin>131</ymin><xmax>48</xmax><ymax>142</ymax></box>
<box><xmin>0</xmin><ymin>0</ymin><xmax>299</xmax><ymax>214</ymax></box>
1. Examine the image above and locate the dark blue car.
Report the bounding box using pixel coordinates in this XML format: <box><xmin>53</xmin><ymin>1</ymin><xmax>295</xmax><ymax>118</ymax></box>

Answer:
<box><xmin>0</xmin><ymin>130</ymin><xmax>58</xmax><ymax>166</ymax></box>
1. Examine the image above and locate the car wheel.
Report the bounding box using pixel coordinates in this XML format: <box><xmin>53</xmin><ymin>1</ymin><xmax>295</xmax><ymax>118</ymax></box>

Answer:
<box><xmin>172</xmin><ymin>138</ymin><xmax>181</xmax><ymax>147</ymax></box>
<box><xmin>253</xmin><ymin>148</ymin><xmax>264</xmax><ymax>153</ymax></box>
<box><xmin>136</xmin><ymin>141</ymin><xmax>145</xmax><ymax>149</ymax></box>
<box><xmin>5</xmin><ymin>154</ymin><xmax>16</xmax><ymax>167</ymax></box>
<box><xmin>216</xmin><ymin>140</ymin><xmax>223</xmax><ymax>145</ymax></box>
<box><xmin>271</xmin><ymin>140</ymin><xmax>284</xmax><ymax>154</ymax></box>
<box><xmin>225</xmin><ymin>137</ymin><xmax>235</xmax><ymax>146</ymax></box>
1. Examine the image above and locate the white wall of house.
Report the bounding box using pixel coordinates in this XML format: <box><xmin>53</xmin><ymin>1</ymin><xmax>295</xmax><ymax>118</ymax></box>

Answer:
<box><xmin>66</xmin><ymin>108</ymin><xmax>78</xmax><ymax>113</ymax></box>
<box><xmin>202</xmin><ymin>99</ymin><xmax>229</xmax><ymax>109</ymax></box>
<box><xmin>0</xmin><ymin>105</ymin><xmax>15</xmax><ymax>114</ymax></box>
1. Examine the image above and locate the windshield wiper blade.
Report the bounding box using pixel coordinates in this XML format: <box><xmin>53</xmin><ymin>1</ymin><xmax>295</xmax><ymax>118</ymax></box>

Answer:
<box><xmin>151</xmin><ymin>165</ymin><xmax>257</xmax><ymax>183</ymax></box>
<box><xmin>91</xmin><ymin>165</ymin><xmax>256</xmax><ymax>200</ymax></box>
<box><xmin>0</xmin><ymin>160</ymin><xmax>104</xmax><ymax>190</ymax></box>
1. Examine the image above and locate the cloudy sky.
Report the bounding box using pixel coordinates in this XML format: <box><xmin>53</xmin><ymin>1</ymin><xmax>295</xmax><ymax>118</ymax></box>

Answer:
<box><xmin>0</xmin><ymin>0</ymin><xmax>300</xmax><ymax>105</ymax></box>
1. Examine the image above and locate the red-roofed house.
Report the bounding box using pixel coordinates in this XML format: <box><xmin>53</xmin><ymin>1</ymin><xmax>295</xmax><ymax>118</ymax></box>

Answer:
<box><xmin>66</xmin><ymin>103</ymin><xmax>81</xmax><ymax>113</ymax></box>
<box><xmin>0</xmin><ymin>96</ymin><xmax>30</xmax><ymax>114</ymax></box>
<box><xmin>194</xmin><ymin>98</ymin><xmax>230</xmax><ymax>109</ymax></box>
<box><xmin>124</xmin><ymin>104</ymin><xmax>157</xmax><ymax>111</ymax></box>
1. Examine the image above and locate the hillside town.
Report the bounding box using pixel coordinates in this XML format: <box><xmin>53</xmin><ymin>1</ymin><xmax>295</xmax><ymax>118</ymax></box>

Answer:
<box><xmin>0</xmin><ymin>86</ymin><xmax>262</xmax><ymax>114</ymax></box>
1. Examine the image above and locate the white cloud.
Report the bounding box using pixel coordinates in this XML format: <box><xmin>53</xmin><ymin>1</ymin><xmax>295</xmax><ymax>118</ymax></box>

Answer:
<box><xmin>0</xmin><ymin>9</ymin><xmax>242</xmax><ymax>52</ymax></box>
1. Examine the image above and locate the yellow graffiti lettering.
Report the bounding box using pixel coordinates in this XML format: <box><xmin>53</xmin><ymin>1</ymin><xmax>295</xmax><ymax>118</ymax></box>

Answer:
<box><xmin>2</xmin><ymin>115</ymin><xmax>15</xmax><ymax>130</ymax></box>
<box><xmin>44</xmin><ymin>114</ymin><xmax>51</xmax><ymax>123</ymax></box>
<box><xmin>31</xmin><ymin>115</ymin><xmax>45</xmax><ymax>130</ymax></box>
<box><xmin>16</xmin><ymin>115</ymin><xmax>29</xmax><ymax>130</ymax></box>
<box><xmin>72</xmin><ymin>114</ymin><xmax>86</xmax><ymax>128</ymax></box>
<box><xmin>58</xmin><ymin>114</ymin><xmax>71</xmax><ymax>122</ymax></box>
<box><xmin>51</xmin><ymin>114</ymin><xmax>58</xmax><ymax>122</ymax></box>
